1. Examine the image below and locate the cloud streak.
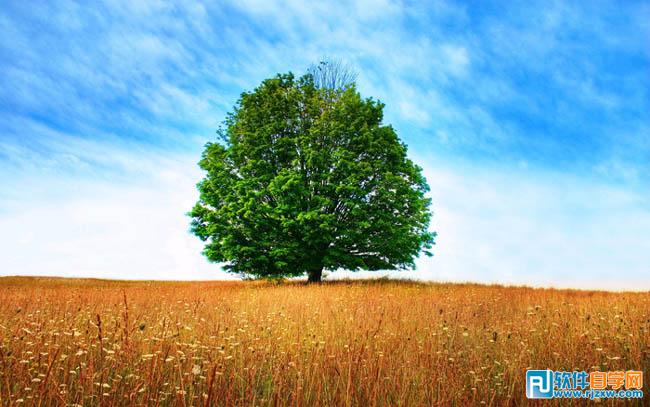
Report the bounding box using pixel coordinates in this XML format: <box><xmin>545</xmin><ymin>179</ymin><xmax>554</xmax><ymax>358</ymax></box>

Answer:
<box><xmin>0</xmin><ymin>0</ymin><xmax>648</xmax><ymax>288</ymax></box>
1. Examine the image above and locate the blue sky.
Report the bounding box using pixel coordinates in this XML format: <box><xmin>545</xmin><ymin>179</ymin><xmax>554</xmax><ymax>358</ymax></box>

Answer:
<box><xmin>1</xmin><ymin>0</ymin><xmax>649</xmax><ymax>289</ymax></box>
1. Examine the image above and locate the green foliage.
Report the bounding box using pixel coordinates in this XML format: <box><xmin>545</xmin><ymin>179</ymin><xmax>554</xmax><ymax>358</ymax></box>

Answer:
<box><xmin>189</xmin><ymin>72</ymin><xmax>435</xmax><ymax>281</ymax></box>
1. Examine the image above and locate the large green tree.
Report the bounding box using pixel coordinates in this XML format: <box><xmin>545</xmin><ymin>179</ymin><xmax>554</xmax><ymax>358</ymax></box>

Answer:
<box><xmin>189</xmin><ymin>71</ymin><xmax>435</xmax><ymax>282</ymax></box>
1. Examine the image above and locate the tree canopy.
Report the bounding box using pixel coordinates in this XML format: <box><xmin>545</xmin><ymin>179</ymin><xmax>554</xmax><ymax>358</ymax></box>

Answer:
<box><xmin>189</xmin><ymin>71</ymin><xmax>435</xmax><ymax>282</ymax></box>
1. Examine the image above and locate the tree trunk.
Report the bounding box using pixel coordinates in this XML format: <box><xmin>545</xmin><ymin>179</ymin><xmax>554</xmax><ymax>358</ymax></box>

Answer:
<box><xmin>307</xmin><ymin>267</ymin><xmax>323</xmax><ymax>283</ymax></box>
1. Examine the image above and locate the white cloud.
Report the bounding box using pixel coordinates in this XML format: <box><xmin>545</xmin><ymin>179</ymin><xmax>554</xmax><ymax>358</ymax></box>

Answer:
<box><xmin>409</xmin><ymin>159</ymin><xmax>650</xmax><ymax>290</ymax></box>
<box><xmin>440</xmin><ymin>44</ymin><xmax>469</xmax><ymax>76</ymax></box>
<box><xmin>399</xmin><ymin>100</ymin><xmax>430</xmax><ymax>126</ymax></box>
<box><xmin>0</xmin><ymin>150</ymin><xmax>232</xmax><ymax>280</ymax></box>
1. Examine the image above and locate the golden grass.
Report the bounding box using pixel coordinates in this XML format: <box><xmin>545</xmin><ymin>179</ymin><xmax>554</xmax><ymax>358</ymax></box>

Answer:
<box><xmin>0</xmin><ymin>277</ymin><xmax>648</xmax><ymax>406</ymax></box>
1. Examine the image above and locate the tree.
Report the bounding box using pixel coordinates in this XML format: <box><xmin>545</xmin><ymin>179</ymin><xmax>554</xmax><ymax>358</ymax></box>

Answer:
<box><xmin>189</xmin><ymin>70</ymin><xmax>435</xmax><ymax>282</ymax></box>
<box><xmin>307</xmin><ymin>59</ymin><xmax>357</xmax><ymax>91</ymax></box>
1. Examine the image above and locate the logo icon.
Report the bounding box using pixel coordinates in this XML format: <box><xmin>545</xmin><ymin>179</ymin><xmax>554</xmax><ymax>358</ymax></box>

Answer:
<box><xmin>527</xmin><ymin>370</ymin><xmax>553</xmax><ymax>399</ymax></box>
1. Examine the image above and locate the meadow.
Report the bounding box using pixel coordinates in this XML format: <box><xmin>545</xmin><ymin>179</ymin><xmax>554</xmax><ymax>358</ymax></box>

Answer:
<box><xmin>0</xmin><ymin>277</ymin><xmax>647</xmax><ymax>406</ymax></box>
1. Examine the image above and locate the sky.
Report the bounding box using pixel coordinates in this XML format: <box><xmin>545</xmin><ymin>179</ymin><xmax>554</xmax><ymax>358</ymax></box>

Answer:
<box><xmin>1</xmin><ymin>0</ymin><xmax>649</xmax><ymax>290</ymax></box>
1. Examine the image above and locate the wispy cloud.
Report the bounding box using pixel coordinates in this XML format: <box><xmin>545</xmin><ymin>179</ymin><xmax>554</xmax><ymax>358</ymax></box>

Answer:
<box><xmin>0</xmin><ymin>1</ymin><xmax>648</xmax><ymax>287</ymax></box>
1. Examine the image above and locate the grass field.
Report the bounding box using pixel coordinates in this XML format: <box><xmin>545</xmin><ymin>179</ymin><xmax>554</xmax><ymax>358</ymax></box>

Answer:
<box><xmin>0</xmin><ymin>277</ymin><xmax>648</xmax><ymax>406</ymax></box>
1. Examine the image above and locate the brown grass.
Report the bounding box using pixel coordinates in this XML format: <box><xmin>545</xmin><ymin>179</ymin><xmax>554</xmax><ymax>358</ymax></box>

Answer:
<box><xmin>0</xmin><ymin>277</ymin><xmax>648</xmax><ymax>406</ymax></box>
